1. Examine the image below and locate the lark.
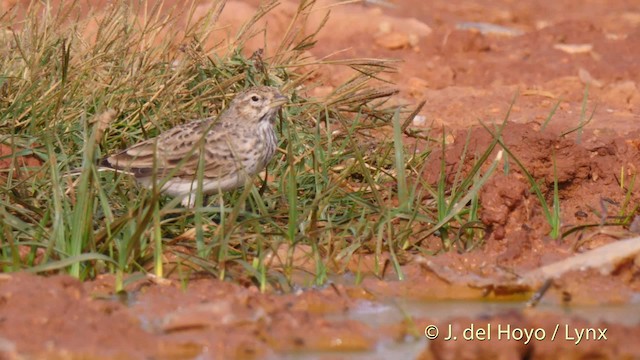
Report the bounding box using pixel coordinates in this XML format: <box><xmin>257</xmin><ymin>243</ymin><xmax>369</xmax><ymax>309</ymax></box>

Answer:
<box><xmin>102</xmin><ymin>86</ymin><xmax>287</xmax><ymax>207</ymax></box>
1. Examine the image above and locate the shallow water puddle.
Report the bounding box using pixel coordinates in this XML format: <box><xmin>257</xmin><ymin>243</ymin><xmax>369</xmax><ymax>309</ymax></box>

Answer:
<box><xmin>376</xmin><ymin>299</ymin><xmax>640</xmax><ymax>327</ymax></box>
<box><xmin>2</xmin><ymin>272</ymin><xmax>639</xmax><ymax>358</ymax></box>
<box><xmin>279</xmin><ymin>296</ymin><xmax>640</xmax><ymax>359</ymax></box>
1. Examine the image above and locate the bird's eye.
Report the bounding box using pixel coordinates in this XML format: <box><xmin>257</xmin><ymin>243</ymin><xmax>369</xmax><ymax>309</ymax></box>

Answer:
<box><xmin>251</xmin><ymin>95</ymin><xmax>260</xmax><ymax>102</ymax></box>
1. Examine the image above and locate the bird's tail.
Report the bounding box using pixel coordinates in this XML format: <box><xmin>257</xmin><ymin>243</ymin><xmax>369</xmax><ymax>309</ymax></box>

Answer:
<box><xmin>63</xmin><ymin>158</ymin><xmax>135</xmax><ymax>178</ymax></box>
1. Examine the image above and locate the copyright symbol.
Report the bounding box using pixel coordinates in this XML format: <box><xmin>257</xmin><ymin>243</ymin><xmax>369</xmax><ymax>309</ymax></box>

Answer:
<box><xmin>424</xmin><ymin>325</ymin><xmax>439</xmax><ymax>340</ymax></box>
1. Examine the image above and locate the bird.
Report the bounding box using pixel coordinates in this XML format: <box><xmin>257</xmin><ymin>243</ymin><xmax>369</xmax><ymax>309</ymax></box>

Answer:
<box><xmin>101</xmin><ymin>86</ymin><xmax>287</xmax><ymax>207</ymax></box>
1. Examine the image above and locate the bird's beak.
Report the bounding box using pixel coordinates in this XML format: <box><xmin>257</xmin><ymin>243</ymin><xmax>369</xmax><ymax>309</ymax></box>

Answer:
<box><xmin>269</xmin><ymin>94</ymin><xmax>288</xmax><ymax>108</ymax></box>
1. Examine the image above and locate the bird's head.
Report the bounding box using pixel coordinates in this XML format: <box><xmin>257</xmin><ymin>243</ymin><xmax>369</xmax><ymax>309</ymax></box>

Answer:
<box><xmin>228</xmin><ymin>86</ymin><xmax>288</xmax><ymax>125</ymax></box>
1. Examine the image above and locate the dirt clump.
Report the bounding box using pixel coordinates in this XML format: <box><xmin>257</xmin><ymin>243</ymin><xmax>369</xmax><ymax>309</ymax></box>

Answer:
<box><xmin>424</xmin><ymin>122</ymin><xmax>640</xmax><ymax>254</ymax></box>
<box><xmin>0</xmin><ymin>144</ymin><xmax>42</xmax><ymax>185</ymax></box>
<box><xmin>0</xmin><ymin>273</ymin><xmax>382</xmax><ymax>359</ymax></box>
<box><xmin>0</xmin><ymin>273</ymin><xmax>157</xmax><ymax>359</ymax></box>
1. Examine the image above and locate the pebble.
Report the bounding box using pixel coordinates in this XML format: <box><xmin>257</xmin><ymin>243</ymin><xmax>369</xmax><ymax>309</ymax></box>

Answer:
<box><xmin>375</xmin><ymin>32</ymin><xmax>410</xmax><ymax>50</ymax></box>
<box><xmin>412</xmin><ymin>115</ymin><xmax>427</xmax><ymax>127</ymax></box>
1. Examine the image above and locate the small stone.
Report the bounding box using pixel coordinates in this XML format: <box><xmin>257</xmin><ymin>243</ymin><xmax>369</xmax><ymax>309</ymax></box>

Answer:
<box><xmin>412</xmin><ymin>115</ymin><xmax>427</xmax><ymax>127</ymax></box>
<box><xmin>375</xmin><ymin>32</ymin><xmax>410</xmax><ymax>50</ymax></box>
<box><xmin>553</xmin><ymin>43</ymin><xmax>593</xmax><ymax>54</ymax></box>
<box><xmin>536</xmin><ymin>20</ymin><xmax>551</xmax><ymax>30</ymax></box>
<box><xmin>404</xmin><ymin>18</ymin><xmax>433</xmax><ymax>37</ymax></box>
<box><xmin>445</xmin><ymin>134</ymin><xmax>455</xmax><ymax>144</ymax></box>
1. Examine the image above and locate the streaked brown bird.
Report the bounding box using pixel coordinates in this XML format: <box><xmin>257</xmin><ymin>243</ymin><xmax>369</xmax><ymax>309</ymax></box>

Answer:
<box><xmin>102</xmin><ymin>86</ymin><xmax>287</xmax><ymax>207</ymax></box>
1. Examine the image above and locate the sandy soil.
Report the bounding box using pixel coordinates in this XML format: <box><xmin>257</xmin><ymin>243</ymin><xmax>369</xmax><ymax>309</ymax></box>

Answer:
<box><xmin>1</xmin><ymin>0</ymin><xmax>640</xmax><ymax>358</ymax></box>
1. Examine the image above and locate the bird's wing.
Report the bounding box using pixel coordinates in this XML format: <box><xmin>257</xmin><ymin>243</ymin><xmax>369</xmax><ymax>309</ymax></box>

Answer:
<box><xmin>104</xmin><ymin>121</ymin><xmax>244</xmax><ymax>180</ymax></box>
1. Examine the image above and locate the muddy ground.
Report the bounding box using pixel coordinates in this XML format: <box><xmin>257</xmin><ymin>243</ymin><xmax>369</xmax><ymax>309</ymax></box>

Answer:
<box><xmin>1</xmin><ymin>0</ymin><xmax>640</xmax><ymax>359</ymax></box>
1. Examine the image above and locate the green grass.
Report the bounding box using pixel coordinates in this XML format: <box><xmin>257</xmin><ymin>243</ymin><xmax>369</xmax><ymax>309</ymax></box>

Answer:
<box><xmin>2</xmin><ymin>0</ymin><xmax>605</xmax><ymax>288</ymax></box>
<box><xmin>0</xmin><ymin>0</ymin><xmax>417</xmax><ymax>284</ymax></box>
<box><xmin>0</xmin><ymin>0</ymin><xmax>482</xmax><ymax>288</ymax></box>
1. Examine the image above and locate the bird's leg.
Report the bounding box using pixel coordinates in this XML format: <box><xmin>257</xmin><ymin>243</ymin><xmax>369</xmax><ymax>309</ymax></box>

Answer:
<box><xmin>258</xmin><ymin>167</ymin><xmax>269</xmax><ymax>197</ymax></box>
<box><xmin>181</xmin><ymin>193</ymin><xmax>196</xmax><ymax>208</ymax></box>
